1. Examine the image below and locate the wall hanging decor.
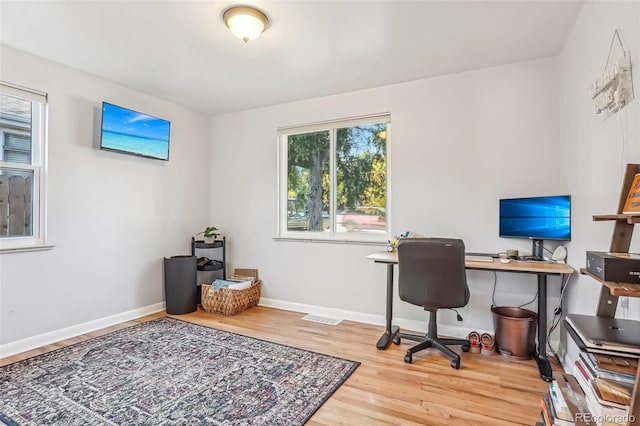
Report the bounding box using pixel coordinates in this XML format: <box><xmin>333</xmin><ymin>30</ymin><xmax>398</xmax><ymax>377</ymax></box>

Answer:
<box><xmin>590</xmin><ymin>29</ymin><xmax>634</xmax><ymax>120</ymax></box>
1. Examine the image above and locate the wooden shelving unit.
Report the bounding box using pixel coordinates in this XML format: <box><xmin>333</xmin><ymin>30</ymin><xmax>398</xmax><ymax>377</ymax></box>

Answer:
<box><xmin>593</xmin><ymin>214</ymin><xmax>640</xmax><ymax>224</ymax></box>
<box><xmin>579</xmin><ymin>268</ymin><xmax>640</xmax><ymax>297</ymax></box>
<box><xmin>580</xmin><ymin>163</ymin><xmax>640</xmax><ymax>425</ymax></box>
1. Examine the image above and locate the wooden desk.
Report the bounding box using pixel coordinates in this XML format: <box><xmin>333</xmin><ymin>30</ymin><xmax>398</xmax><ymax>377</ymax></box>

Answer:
<box><xmin>366</xmin><ymin>251</ymin><xmax>574</xmax><ymax>382</ymax></box>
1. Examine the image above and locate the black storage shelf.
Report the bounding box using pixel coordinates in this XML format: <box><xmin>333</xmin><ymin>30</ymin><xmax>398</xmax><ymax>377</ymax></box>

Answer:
<box><xmin>191</xmin><ymin>236</ymin><xmax>226</xmax><ymax>280</ymax></box>
<box><xmin>193</xmin><ymin>240</ymin><xmax>224</xmax><ymax>249</ymax></box>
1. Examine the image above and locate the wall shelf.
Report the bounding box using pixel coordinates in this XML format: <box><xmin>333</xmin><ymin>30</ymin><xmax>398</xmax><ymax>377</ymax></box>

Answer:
<box><xmin>580</xmin><ymin>268</ymin><xmax>640</xmax><ymax>297</ymax></box>
<box><xmin>593</xmin><ymin>214</ymin><xmax>640</xmax><ymax>224</ymax></box>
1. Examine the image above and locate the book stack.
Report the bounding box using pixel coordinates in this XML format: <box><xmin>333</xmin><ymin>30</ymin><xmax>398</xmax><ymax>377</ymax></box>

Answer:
<box><xmin>573</xmin><ymin>352</ymin><xmax>636</xmax><ymax>425</ymax></box>
<box><xmin>539</xmin><ymin>373</ymin><xmax>592</xmax><ymax>425</ymax></box>
<box><xmin>562</xmin><ymin>315</ymin><xmax>639</xmax><ymax>426</ymax></box>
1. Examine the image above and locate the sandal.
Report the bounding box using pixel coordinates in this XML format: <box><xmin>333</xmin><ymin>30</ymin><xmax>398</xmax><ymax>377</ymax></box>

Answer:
<box><xmin>481</xmin><ymin>333</ymin><xmax>495</xmax><ymax>355</ymax></box>
<box><xmin>467</xmin><ymin>331</ymin><xmax>481</xmax><ymax>354</ymax></box>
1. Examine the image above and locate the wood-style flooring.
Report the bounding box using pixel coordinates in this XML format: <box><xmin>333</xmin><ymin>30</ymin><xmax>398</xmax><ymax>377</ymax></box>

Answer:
<box><xmin>1</xmin><ymin>306</ymin><xmax>560</xmax><ymax>425</ymax></box>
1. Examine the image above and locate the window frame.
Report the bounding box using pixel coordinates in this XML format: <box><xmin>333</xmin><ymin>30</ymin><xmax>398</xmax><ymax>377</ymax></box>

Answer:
<box><xmin>0</xmin><ymin>82</ymin><xmax>49</xmax><ymax>252</ymax></box>
<box><xmin>276</xmin><ymin>113</ymin><xmax>391</xmax><ymax>244</ymax></box>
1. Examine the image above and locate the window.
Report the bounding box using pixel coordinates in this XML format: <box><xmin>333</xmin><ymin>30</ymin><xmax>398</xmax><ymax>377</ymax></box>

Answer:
<box><xmin>278</xmin><ymin>114</ymin><xmax>390</xmax><ymax>242</ymax></box>
<box><xmin>0</xmin><ymin>82</ymin><xmax>47</xmax><ymax>251</ymax></box>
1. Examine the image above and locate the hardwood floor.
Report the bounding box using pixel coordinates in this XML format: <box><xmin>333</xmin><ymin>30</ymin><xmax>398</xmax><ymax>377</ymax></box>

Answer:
<box><xmin>1</xmin><ymin>306</ymin><xmax>560</xmax><ymax>425</ymax></box>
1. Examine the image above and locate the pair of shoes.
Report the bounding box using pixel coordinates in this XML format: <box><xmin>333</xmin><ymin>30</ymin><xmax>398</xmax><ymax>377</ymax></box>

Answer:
<box><xmin>480</xmin><ymin>333</ymin><xmax>495</xmax><ymax>355</ymax></box>
<box><xmin>467</xmin><ymin>331</ymin><xmax>481</xmax><ymax>354</ymax></box>
<box><xmin>197</xmin><ymin>257</ymin><xmax>211</xmax><ymax>267</ymax></box>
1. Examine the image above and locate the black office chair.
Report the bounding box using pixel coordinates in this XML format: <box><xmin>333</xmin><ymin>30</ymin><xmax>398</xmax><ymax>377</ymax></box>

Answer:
<box><xmin>394</xmin><ymin>238</ymin><xmax>471</xmax><ymax>369</ymax></box>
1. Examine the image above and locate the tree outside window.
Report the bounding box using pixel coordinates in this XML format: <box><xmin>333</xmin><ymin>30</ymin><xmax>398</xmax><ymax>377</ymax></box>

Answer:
<box><xmin>279</xmin><ymin>114</ymin><xmax>389</xmax><ymax>241</ymax></box>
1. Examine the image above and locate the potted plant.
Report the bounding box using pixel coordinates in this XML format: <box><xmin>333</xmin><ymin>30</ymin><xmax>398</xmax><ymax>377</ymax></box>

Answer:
<box><xmin>198</xmin><ymin>226</ymin><xmax>219</xmax><ymax>244</ymax></box>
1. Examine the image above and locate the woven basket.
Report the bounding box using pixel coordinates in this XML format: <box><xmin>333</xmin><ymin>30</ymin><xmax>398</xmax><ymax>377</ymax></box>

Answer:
<box><xmin>201</xmin><ymin>280</ymin><xmax>261</xmax><ymax>316</ymax></box>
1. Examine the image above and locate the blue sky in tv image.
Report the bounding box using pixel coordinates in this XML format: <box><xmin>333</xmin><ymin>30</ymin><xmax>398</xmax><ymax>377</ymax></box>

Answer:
<box><xmin>100</xmin><ymin>102</ymin><xmax>170</xmax><ymax>160</ymax></box>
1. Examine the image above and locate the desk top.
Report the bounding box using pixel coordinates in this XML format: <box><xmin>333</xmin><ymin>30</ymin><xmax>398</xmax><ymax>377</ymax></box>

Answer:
<box><xmin>366</xmin><ymin>251</ymin><xmax>574</xmax><ymax>275</ymax></box>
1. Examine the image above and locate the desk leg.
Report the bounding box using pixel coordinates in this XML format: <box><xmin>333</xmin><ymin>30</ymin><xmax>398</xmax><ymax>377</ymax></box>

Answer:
<box><xmin>535</xmin><ymin>273</ymin><xmax>553</xmax><ymax>382</ymax></box>
<box><xmin>376</xmin><ymin>262</ymin><xmax>399</xmax><ymax>350</ymax></box>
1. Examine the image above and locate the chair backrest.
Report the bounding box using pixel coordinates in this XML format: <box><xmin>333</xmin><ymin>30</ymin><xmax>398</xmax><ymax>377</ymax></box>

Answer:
<box><xmin>397</xmin><ymin>238</ymin><xmax>470</xmax><ymax>311</ymax></box>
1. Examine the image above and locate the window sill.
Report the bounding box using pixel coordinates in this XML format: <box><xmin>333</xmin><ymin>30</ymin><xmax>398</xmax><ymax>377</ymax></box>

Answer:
<box><xmin>273</xmin><ymin>237</ymin><xmax>387</xmax><ymax>246</ymax></box>
<box><xmin>0</xmin><ymin>244</ymin><xmax>55</xmax><ymax>254</ymax></box>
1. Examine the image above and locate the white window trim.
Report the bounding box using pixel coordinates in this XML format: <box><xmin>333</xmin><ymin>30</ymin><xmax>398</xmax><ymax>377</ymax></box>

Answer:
<box><xmin>276</xmin><ymin>113</ymin><xmax>391</xmax><ymax>244</ymax></box>
<box><xmin>0</xmin><ymin>82</ymin><xmax>50</xmax><ymax>253</ymax></box>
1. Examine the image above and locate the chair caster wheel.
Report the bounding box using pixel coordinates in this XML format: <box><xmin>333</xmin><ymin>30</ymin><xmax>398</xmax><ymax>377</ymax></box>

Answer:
<box><xmin>404</xmin><ymin>353</ymin><xmax>413</xmax><ymax>364</ymax></box>
<box><xmin>450</xmin><ymin>358</ymin><xmax>460</xmax><ymax>369</ymax></box>
<box><xmin>393</xmin><ymin>336</ymin><xmax>401</xmax><ymax>345</ymax></box>
<box><xmin>461</xmin><ymin>344</ymin><xmax>470</xmax><ymax>352</ymax></box>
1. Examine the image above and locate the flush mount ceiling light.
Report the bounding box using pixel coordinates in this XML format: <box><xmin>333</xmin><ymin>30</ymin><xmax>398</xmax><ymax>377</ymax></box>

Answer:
<box><xmin>223</xmin><ymin>5</ymin><xmax>270</xmax><ymax>43</ymax></box>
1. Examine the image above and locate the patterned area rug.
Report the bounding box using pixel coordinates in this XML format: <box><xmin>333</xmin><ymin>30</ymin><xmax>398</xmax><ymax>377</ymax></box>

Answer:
<box><xmin>0</xmin><ymin>317</ymin><xmax>359</xmax><ymax>425</ymax></box>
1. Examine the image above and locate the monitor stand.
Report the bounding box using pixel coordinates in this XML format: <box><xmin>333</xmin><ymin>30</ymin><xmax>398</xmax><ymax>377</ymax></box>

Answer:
<box><xmin>531</xmin><ymin>239</ymin><xmax>544</xmax><ymax>261</ymax></box>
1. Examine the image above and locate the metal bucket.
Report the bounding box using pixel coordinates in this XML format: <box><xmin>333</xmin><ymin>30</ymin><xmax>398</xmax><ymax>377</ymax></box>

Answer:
<box><xmin>491</xmin><ymin>306</ymin><xmax>538</xmax><ymax>360</ymax></box>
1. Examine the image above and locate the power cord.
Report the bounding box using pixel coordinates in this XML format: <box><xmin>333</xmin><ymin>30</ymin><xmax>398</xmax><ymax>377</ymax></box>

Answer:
<box><xmin>449</xmin><ymin>308</ymin><xmax>464</xmax><ymax>321</ymax></box>
<box><xmin>546</xmin><ymin>272</ymin><xmax>572</xmax><ymax>358</ymax></box>
<box><xmin>517</xmin><ymin>291</ymin><xmax>538</xmax><ymax>309</ymax></box>
<box><xmin>491</xmin><ymin>270</ymin><xmax>538</xmax><ymax>308</ymax></box>
<box><xmin>491</xmin><ymin>271</ymin><xmax>498</xmax><ymax>306</ymax></box>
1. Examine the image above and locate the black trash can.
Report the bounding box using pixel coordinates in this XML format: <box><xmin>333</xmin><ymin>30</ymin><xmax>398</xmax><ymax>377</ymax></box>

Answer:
<box><xmin>163</xmin><ymin>255</ymin><xmax>197</xmax><ymax>315</ymax></box>
<box><xmin>491</xmin><ymin>306</ymin><xmax>538</xmax><ymax>360</ymax></box>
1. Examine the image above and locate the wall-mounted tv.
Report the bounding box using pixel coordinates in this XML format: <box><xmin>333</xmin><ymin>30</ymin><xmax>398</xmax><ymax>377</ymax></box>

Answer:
<box><xmin>100</xmin><ymin>102</ymin><xmax>170</xmax><ymax>161</ymax></box>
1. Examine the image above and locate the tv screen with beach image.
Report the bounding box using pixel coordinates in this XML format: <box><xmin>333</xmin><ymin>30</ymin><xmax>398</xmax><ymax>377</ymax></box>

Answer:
<box><xmin>100</xmin><ymin>102</ymin><xmax>170</xmax><ymax>161</ymax></box>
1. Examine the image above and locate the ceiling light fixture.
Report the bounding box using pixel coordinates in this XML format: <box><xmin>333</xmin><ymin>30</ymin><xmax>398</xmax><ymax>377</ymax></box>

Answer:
<box><xmin>223</xmin><ymin>5</ymin><xmax>270</xmax><ymax>43</ymax></box>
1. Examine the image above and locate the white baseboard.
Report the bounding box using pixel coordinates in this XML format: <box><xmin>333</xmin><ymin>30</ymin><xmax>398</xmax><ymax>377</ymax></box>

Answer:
<box><xmin>259</xmin><ymin>297</ymin><xmax>491</xmax><ymax>339</ymax></box>
<box><xmin>2</xmin><ymin>298</ymin><xmax>556</xmax><ymax>360</ymax></box>
<box><xmin>0</xmin><ymin>302</ymin><xmax>166</xmax><ymax>359</ymax></box>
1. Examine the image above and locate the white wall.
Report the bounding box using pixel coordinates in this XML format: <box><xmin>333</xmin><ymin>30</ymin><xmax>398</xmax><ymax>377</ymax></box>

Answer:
<box><xmin>6</xmin><ymin>0</ymin><xmax>636</xmax><ymax>355</ymax></box>
<box><xmin>559</xmin><ymin>2</ymin><xmax>640</xmax><ymax>319</ymax></box>
<box><xmin>211</xmin><ymin>57</ymin><xmax>567</xmax><ymax>336</ymax></box>
<box><xmin>0</xmin><ymin>46</ymin><xmax>211</xmax><ymax>351</ymax></box>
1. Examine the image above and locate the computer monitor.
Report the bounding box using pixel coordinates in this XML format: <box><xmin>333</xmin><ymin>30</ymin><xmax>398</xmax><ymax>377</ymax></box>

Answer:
<box><xmin>499</xmin><ymin>195</ymin><xmax>571</xmax><ymax>260</ymax></box>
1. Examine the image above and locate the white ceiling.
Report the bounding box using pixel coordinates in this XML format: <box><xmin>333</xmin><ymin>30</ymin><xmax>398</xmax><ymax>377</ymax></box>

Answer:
<box><xmin>0</xmin><ymin>1</ymin><xmax>583</xmax><ymax>115</ymax></box>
